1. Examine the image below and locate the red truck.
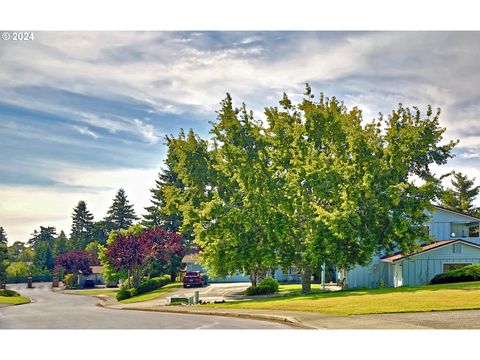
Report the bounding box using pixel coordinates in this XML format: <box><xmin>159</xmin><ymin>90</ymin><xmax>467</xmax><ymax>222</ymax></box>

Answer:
<box><xmin>183</xmin><ymin>271</ymin><xmax>208</xmax><ymax>288</ymax></box>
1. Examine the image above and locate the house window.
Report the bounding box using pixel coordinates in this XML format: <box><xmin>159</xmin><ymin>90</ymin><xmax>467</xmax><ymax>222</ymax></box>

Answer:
<box><xmin>422</xmin><ymin>226</ymin><xmax>430</xmax><ymax>235</ymax></box>
<box><xmin>443</xmin><ymin>263</ymin><xmax>471</xmax><ymax>272</ymax></box>
<box><xmin>453</xmin><ymin>243</ymin><xmax>462</xmax><ymax>254</ymax></box>
<box><xmin>469</xmin><ymin>225</ymin><xmax>479</xmax><ymax>238</ymax></box>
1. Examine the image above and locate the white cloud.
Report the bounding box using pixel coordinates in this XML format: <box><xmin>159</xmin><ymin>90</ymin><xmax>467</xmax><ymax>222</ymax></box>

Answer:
<box><xmin>72</xmin><ymin>125</ymin><xmax>100</xmax><ymax>139</ymax></box>
<box><xmin>0</xmin><ymin>165</ymin><xmax>160</xmax><ymax>244</ymax></box>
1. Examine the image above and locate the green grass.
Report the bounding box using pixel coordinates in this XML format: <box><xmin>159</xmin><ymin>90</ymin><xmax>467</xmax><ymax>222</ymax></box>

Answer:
<box><xmin>120</xmin><ymin>282</ymin><xmax>182</xmax><ymax>304</ymax></box>
<box><xmin>0</xmin><ymin>295</ymin><xmax>30</xmax><ymax>305</ymax></box>
<box><xmin>64</xmin><ymin>288</ymin><xmax>119</xmax><ymax>296</ymax></box>
<box><xmin>204</xmin><ymin>281</ymin><xmax>480</xmax><ymax>315</ymax></box>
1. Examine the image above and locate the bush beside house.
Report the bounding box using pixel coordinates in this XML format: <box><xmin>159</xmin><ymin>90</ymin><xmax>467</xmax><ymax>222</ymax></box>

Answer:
<box><xmin>430</xmin><ymin>264</ymin><xmax>480</xmax><ymax>284</ymax></box>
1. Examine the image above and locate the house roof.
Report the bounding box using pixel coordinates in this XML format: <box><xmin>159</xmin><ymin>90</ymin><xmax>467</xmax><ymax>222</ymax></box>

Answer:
<box><xmin>432</xmin><ymin>205</ymin><xmax>480</xmax><ymax>221</ymax></box>
<box><xmin>182</xmin><ymin>253</ymin><xmax>200</xmax><ymax>264</ymax></box>
<box><xmin>381</xmin><ymin>239</ymin><xmax>480</xmax><ymax>263</ymax></box>
<box><xmin>90</xmin><ymin>265</ymin><xmax>104</xmax><ymax>274</ymax></box>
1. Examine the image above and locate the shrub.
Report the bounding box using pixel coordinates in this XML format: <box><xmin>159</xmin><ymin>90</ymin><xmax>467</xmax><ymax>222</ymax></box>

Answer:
<box><xmin>117</xmin><ymin>275</ymin><xmax>171</xmax><ymax>300</ymax></box>
<box><xmin>0</xmin><ymin>289</ymin><xmax>20</xmax><ymax>297</ymax></box>
<box><xmin>135</xmin><ymin>275</ymin><xmax>171</xmax><ymax>295</ymax></box>
<box><xmin>430</xmin><ymin>264</ymin><xmax>480</xmax><ymax>284</ymax></box>
<box><xmin>244</xmin><ymin>285</ymin><xmax>275</xmax><ymax>296</ymax></box>
<box><xmin>63</xmin><ymin>274</ymin><xmax>79</xmax><ymax>289</ymax></box>
<box><xmin>259</xmin><ymin>278</ymin><xmax>279</xmax><ymax>293</ymax></box>
<box><xmin>116</xmin><ymin>288</ymin><xmax>132</xmax><ymax>301</ymax></box>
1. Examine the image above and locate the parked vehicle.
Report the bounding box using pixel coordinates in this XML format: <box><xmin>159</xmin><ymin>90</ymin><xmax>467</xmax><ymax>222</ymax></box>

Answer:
<box><xmin>84</xmin><ymin>279</ymin><xmax>95</xmax><ymax>288</ymax></box>
<box><xmin>183</xmin><ymin>271</ymin><xmax>208</xmax><ymax>288</ymax></box>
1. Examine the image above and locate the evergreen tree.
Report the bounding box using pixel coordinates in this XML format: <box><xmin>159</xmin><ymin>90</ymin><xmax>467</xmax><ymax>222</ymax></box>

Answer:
<box><xmin>143</xmin><ymin>171</ymin><xmax>183</xmax><ymax>232</ymax></box>
<box><xmin>441</xmin><ymin>172</ymin><xmax>480</xmax><ymax>215</ymax></box>
<box><xmin>0</xmin><ymin>243</ymin><xmax>8</xmax><ymax>285</ymax></box>
<box><xmin>0</xmin><ymin>226</ymin><xmax>7</xmax><ymax>245</ymax></box>
<box><xmin>91</xmin><ymin>220</ymin><xmax>110</xmax><ymax>245</ymax></box>
<box><xmin>105</xmin><ymin>189</ymin><xmax>138</xmax><ymax>231</ymax></box>
<box><xmin>29</xmin><ymin>226</ymin><xmax>57</xmax><ymax>271</ymax></box>
<box><xmin>71</xmin><ymin>200</ymin><xmax>94</xmax><ymax>249</ymax></box>
<box><xmin>53</xmin><ymin>231</ymin><xmax>71</xmax><ymax>258</ymax></box>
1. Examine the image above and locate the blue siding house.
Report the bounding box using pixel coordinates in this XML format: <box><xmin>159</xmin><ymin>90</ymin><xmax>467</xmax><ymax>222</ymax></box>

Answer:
<box><xmin>346</xmin><ymin>206</ymin><xmax>480</xmax><ymax>288</ymax></box>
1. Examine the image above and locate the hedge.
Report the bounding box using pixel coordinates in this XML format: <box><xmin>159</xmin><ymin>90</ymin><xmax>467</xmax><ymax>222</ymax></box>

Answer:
<box><xmin>244</xmin><ymin>278</ymin><xmax>279</xmax><ymax>296</ymax></box>
<box><xmin>116</xmin><ymin>275</ymin><xmax>171</xmax><ymax>301</ymax></box>
<box><xmin>0</xmin><ymin>289</ymin><xmax>20</xmax><ymax>297</ymax></box>
<box><xmin>430</xmin><ymin>264</ymin><xmax>480</xmax><ymax>284</ymax></box>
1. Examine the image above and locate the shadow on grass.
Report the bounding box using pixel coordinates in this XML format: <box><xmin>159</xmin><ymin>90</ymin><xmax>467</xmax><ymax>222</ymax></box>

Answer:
<box><xmin>217</xmin><ymin>281</ymin><xmax>480</xmax><ymax>306</ymax></box>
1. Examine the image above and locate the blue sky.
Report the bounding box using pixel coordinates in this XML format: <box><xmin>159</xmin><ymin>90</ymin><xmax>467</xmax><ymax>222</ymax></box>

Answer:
<box><xmin>1</xmin><ymin>31</ymin><xmax>480</xmax><ymax>244</ymax></box>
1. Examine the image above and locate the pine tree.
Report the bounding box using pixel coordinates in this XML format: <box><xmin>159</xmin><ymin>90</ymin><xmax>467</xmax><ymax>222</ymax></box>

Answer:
<box><xmin>105</xmin><ymin>189</ymin><xmax>138</xmax><ymax>231</ymax></box>
<box><xmin>71</xmin><ymin>201</ymin><xmax>94</xmax><ymax>249</ymax></box>
<box><xmin>441</xmin><ymin>172</ymin><xmax>480</xmax><ymax>215</ymax></box>
<box><xmin>143</xmin><ymin>171</ymin><xmax>183</xmax><ymax>232</ymax></box>
<box><xmin>29</xmin><ymin>226</ymin><xmax>57</xmax><ymax>271</ymax></box>
<box><xmin>0</xmin><ymin>226</ymin><xmax>7</xmax><ymax>245</ymax></box>
<box><xmin>53</xmin><ymin>231</ymin><xmax>71</xmax><ymax>258</ymax></box>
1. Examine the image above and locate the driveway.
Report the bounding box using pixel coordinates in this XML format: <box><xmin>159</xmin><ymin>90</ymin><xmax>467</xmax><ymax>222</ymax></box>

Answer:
<box><xmin>0</xmin><ymin>283</ymin><xmax>291</xmax><ymax>329</ymax></box>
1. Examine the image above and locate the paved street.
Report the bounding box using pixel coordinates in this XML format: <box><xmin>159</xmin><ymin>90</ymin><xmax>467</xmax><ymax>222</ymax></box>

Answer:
<box><xmin>0</xmin><ymin>283</ymin><xmax>291</xmax><ymax>329</ymax></box>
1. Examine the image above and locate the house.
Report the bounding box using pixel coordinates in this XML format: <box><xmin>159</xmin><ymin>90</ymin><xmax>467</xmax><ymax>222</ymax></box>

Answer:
<box><xmin>79</xmin><ymin>265</ymin><xmax>105</xmax><ymax>287</ymax></box>
<box><xmin>345</xmin><ymin>206</ymin><xmax>480</xmax><ymax>288</ymax></box>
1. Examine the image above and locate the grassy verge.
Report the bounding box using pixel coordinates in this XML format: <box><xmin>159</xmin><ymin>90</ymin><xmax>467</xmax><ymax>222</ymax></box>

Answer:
<box><xmin>65</xmin><ymin>288</ymin><xmax>119</xmax><ymax>296</ymax></box>
<box><xmin>120</xmin><ymin>282</ymin><xmax>182</xmax><ymax>304</ymax></box>
<box><xmin>204</xmin><ymin>281</ymin><xmax>480</xmax><ymax>315</ymax></box>
<box><xmin>0</xmin><ymin>295</ymin><xmax>30</xmax><ymax>305</ymax></box>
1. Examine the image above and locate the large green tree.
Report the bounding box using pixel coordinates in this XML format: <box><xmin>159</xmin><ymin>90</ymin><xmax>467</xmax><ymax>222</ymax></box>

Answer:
<box><xmin>167</xmin><ymin>87</ymin><xmax>457</xmax><ymax>293</ymax></box>
<box><xmin>105</xmin><ymin>189</ymin><xmax>138</xmax><ymax>231</ymax></box>
<box><xmin>53</xmin><ymin>230</ymin><xmax>71</xmax><ymax>258</ymax></box>
<box><xmin>7</xmin><ymin>241</ymin><xmax>34</xmax><ymax>263</ymax></box>
<box><xmin>29</xmin><ymin>226</ymin><xmax>57</xmax><ymax>271</ymax></box>
<box><xmin>441</xmin><ymin>172</ymin><xmax>480</xmax><ymax>216</ymax></box>
<box><xmin>70</xmin><ymin>200</ymin><xmax>94</xmax><ymax>249</ymax></box>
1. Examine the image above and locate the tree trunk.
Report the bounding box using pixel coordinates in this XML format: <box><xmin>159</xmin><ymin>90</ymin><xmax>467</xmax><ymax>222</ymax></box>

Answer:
<box><xmin>301</xmin><ymin>265</ymin><xmax>312</xmax><ymax>294</ymax></box>
<box><xmin>170</xmin><ymin>273</ymin><xmax>176</xmax><ymax>282</ymax></box>
<box><xmin>250</xmin><ymin>269</ymin><xmax>257</xmax><ymax>287</ymax></box>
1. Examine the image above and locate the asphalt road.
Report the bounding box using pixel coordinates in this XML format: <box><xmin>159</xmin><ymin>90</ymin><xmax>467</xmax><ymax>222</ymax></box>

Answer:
<box><xmin>0</xmin><ymin>283</ymin><xmax>291</xmax><ymax>329</ymax></box>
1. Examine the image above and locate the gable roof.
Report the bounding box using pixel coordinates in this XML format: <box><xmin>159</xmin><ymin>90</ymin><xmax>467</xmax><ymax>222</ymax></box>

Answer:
<box><xmin>432</xmin><ymin>205</ymin><xmax>480</xmax><ymax>221</ymax></box>
<box><xmin>381</xmin><ymin>239</ymin><xmax>480</xmax><ymax>263</ymax></box>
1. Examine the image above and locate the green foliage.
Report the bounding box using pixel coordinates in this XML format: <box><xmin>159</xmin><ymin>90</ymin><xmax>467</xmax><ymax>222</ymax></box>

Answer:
<box><xmin>441</xmin><ymin>172</ymin><xmax>480</xmax><ymax>216</ymax></box>
<box><xmin>116</xmin><ymin>275</ymin><xmax>171</xmax><ymax>300</ymax></box>
<box><xmin>135</xmin><ymin>275</ymin><xmax>171</xmax><ymax>294</ymax></box>
<box><xmin>105</xmin><ymin>188</ymin><xmax>138</xmax><ymax>231</ymax></box>
<box><xmin>7</xmin><ymin>242</ymin><xmax>34</xmax><ymax>263</ymax></box>
<box><xmin>0</xmin><ymin>226</ymin><xmax>7</xmax><ymax>245</ymax></box>
<box><xmin>6</xmin><ymin>262</ymin><xmax>30</xmax><ymax>277</ymax></box>
<box><xmin>0</xmin><ymin>289</ymin><xmax>20</xmax><ymax>297</ymax></box>
<box><xmin>53</xmin><ymin>231</ymin><xmax>71</xmax><ymax>258</ymax></box>
<box><xmin>259</xmin><ymin>277</ymin><xmax>279</xmax><ymax>293</ymax></box>
<box><xmin>85</xmin><ymin>241</ymin><xmax>100</xmax><ymax>260</ymax></box>
<box><xmin>165</xmin><ymin>86</ymin><xmax>457</xmax><ymax>294</ymax></box>
<box><xmin>70</xmin><ymin>200</ymin><xmax>94</xmax><ymax>249</ymax></box>
<box><xmin>116</xmin><ymin>288</ymin><xmax>132</xmax><ymax>301</ymax></box>
<box><xmin>63</xmin><ymin>273</ymin><xmax>79</xmax><ymax>289</ymax></box>
<box><xmin>0</xmin><ymin>243</ymin><xmax>9</xmax><ymax>284</ymax></box>
<box><xmin>430</xmin><ymin>264</ymin><xmax>480</xmax><ymax>284</ymax></box>
<box><xmin>244</xmin><ymin>285</ymin><xmax>275</xmax><ymax>296</ymax></box>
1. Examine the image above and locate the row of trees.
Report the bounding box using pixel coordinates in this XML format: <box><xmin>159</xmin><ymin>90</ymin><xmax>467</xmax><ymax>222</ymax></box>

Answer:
<box><xmin>2</xmin><ymin>86</ymin><xmax>480</xmax><ymax>293</ymax></box>
<box><xmin>143</xmin><ymin>86</ymin><xmax>462</xmax><ymax>293</ymax></box>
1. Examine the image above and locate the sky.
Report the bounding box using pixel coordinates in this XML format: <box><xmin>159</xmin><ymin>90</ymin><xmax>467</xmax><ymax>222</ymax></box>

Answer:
<box><xmin>1</xmin><ymin>31</ymin><xmax>480</xmax><ymax>245</ymax></box>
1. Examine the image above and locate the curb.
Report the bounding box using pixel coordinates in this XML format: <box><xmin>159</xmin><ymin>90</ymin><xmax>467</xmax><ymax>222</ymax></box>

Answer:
<box><xmin>97</xmin><ymin>298</ymin><xmax>315</xmax><ymax>329</ymax></box>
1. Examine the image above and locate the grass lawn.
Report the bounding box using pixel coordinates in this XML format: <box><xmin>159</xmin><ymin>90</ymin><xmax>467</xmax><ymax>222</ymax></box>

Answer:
<box><xmin>120</xmin><ymin>282</ymin><xmax>182</xmax><ymax>304</ymax></box>
<box><xmin>64</xmin><ymin>288</ymin><xmax>119</xmax><ymax>296</ymax></box>
<box><xmin>0</xmin><ymin>295</ymin><xmax>30</xmax><ymax>305</ymax></box>
<box><xmin>204</xmin><ymin>281</ymin><xmax>480</xmax><ymax>315</ymax></box>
